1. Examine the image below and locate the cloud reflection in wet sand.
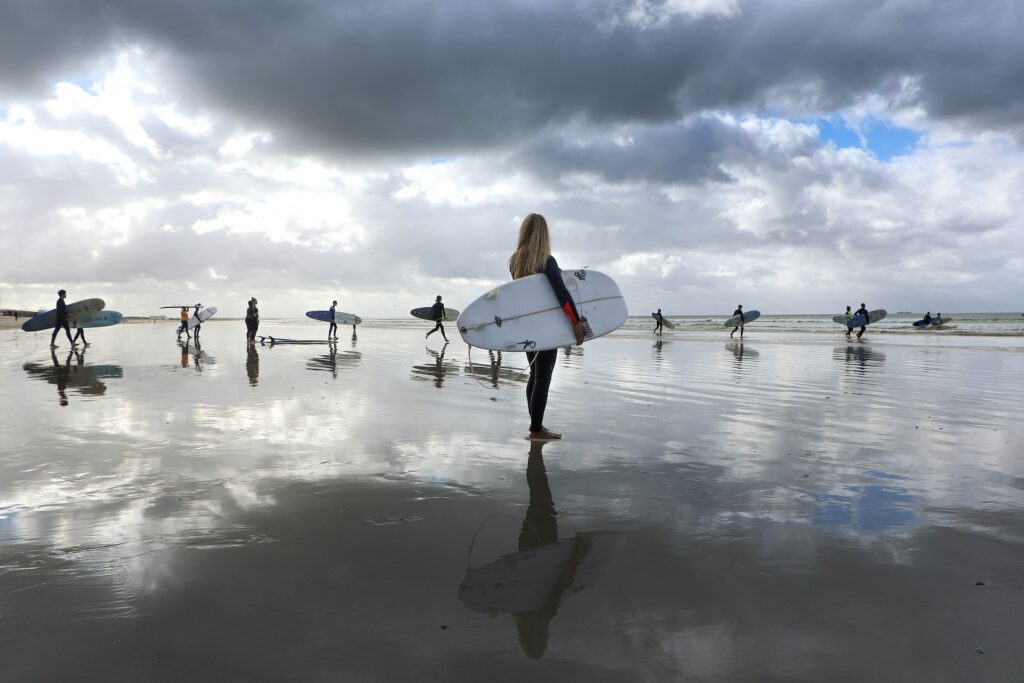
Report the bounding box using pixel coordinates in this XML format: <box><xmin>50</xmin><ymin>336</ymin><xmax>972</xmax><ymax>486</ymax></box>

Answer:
<box><xmin>2</xmin><ymin>322</ymin><xmax>1024</xmax><ymax>679</ymax></box>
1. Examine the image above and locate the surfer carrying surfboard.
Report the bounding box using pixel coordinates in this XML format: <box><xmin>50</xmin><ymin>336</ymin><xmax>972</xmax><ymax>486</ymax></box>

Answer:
<box><xmin>328</xmin><ymin>300</ymin><xmax>338</xmax><ymax>340</ymax></box>
<box><xmin>192</xmin><ymin>303</ymin><xmax>203</xmax><ymax>342</ymax></box>
<box><xmin>654</xmin><ymin>309</ymin><xmax>664</xmax><ymax>335</ymax></box>
<box><xmin>844</xmin><ymin>305</ymin><xmax>853</xmax><ymax>338</ymax></box>
<box><xmin>509</xmin><ymin>214</ymin><xmax>585</xmax><ymax>441</ymax></box>
<box><xmin>855</xmin><ymin>303</ymin><xmax>868</xmax><ymax>340</ymax></box>
<box><xmin>50</xmin><ymin>290</ymin><xmax>77</xmax><ymax>349</ymax></box>
<box><xmin>425</xmin><ymin>296</ymin><xmax>449</xmax><ymax>342</ymax></box>
<box><xmin>729</xmin><ymin>305</ymin><xmax>745</xmax><ymax>339</ymax></box>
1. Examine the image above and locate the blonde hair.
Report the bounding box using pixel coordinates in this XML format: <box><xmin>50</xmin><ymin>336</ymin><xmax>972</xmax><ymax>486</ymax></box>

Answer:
<box><xmin>509</xmin><ymin>213</ymin><xmax>552</xmax><ymax>279</ymax></box>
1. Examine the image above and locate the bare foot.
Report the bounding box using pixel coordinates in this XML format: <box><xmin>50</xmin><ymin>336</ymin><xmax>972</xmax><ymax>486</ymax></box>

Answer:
<box><xmin>528</xmin><ymin>429</ymin><xmax>562</xmax><ymax>441</ymax></box>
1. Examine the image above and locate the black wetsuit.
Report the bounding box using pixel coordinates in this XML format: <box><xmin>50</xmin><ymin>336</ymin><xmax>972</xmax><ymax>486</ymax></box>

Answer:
<box><xmin>246</xmin><ymin>303</ymin><xmax>258</xmax><ymax>341</ymax></box>
<box><xmin>654</xmin><ymin>312</ymin><xmax>663</xmax><ymax>334</ymax></box>
<box><xmin>51</xmin><ymin>298</ymin><xmax>73</xmax><ymax>345</ymax></box>
<box><xmin>522</xmin><ymin>256</ymin><xmax>581</xmax><ymax>433</ymax></box>
<box><xmin>856</xmin><ymin>307</ymin><xmax>869</xmax><ymax>338</ymax></box>
<box><xmin>730</xmin><ymin>308</ymin><xmax>744</xmax><ymax>337</ymax></box>
<box><xmin>426</xmin><ymin>302</ymin><xmax>448</xmax><ymax>340</ymax></box>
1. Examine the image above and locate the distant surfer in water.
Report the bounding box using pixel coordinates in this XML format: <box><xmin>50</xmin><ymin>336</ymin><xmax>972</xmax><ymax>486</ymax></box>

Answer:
<box><xmin>246</xmin><ymin>298</ymin><xmax>259</xmax><ymax>344</ymax></box>
<box><xmin>50</xmin><ymin>289</ymin><xmax>77</xmax><ymax>349</ymax></box>
<box><xmin>653</xmin><ymin>308</ymin><xmax>664</xmax><ymax>335</ymax></box>
<box><xmin>729</xmin><ymin>304</ymin><xmax>745</xmax><ymax>339</ymax></box>
<box><xmin>922</xmin><ymin>312</ymin><xmax>932</xmax><ymax>325</ymax></box>
<box><xmin>178</xmin><ymin>307</ymin><xmax>190</xmax><ymax>341</ymax></box>
<box><xmin>328</xmin><ymin>300</ymin><xmax>338</xmax><ymax>340</ymax></box>
<box><xmin>855</xmin><ymin>303</ymin><xmax>869</xmax><ymax>340</ymax></box>
<box><xmin>509</xmin><ymin>214</ymin><xmax>585</xmax><ymax>441</ymax></box>
<box><xmin>425</xmin><ymin>295</ymin><xmax>449</xmax><ymax>342</ymax></box>
<box><xmin>844</xmin><ymin>305</ymin><xmax>853</xmax><ymax>338</ymax></box>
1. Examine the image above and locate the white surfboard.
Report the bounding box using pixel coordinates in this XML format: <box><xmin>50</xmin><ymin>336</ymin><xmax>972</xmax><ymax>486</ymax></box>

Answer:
<box><xmin>306</xmin><ymin>310</ymin><xmax>362</xmax><ymax>326</ymax></box>
<box><xmin>652</xmin><ymin>312</ymin><xmax>675</xmax><ymax>329</ymax></box>
<box><xmin>187</xmin><ymin>307</ymin><xmax>217</xmax><ymax>330</ymax></box>
<box><xmin>457</xmin><ymin>269</ymin><xmax>627</xmax><ymax>352</ymax></box>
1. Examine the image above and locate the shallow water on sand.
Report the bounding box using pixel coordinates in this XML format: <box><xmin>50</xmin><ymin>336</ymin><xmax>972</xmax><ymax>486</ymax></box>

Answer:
<box><xmin>2</xmin><ymin>322</ymin><xmax>1024</xmax><ymax>681</ymax></box>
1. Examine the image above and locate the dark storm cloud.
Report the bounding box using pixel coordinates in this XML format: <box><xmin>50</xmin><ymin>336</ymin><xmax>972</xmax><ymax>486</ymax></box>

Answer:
<box><xmin>2</xmin><ymin>0</ymin><xmax>1023</xmax><ymax>160</ymax></box>
<box><xmin>513</xmin><ymin>114</ymin><xmax>823</xmax><ymax>185</ymax></box>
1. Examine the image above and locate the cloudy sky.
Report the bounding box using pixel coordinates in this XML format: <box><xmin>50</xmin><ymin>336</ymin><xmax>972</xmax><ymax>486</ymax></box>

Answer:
<box><xmin>1</xmin><ymin>0</ymin><xmax>1021</xmax><ymax>317</ymax></box>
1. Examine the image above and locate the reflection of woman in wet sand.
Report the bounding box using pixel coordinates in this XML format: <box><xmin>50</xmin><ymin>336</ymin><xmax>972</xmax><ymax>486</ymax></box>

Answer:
<box><xmin>514</xmin><ymin>441</ymin><xmax>592</xmax><ymax>659</ymax></box>
<box><xmin>458</xmin><ymin>441</ymin><xmax>593</xmax><ymax>660</ymax></box>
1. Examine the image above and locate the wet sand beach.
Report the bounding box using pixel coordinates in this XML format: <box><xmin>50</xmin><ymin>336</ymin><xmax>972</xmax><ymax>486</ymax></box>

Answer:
<box><xmin>2</xmin><ymin>321</ymin><xmax>1024</xmax><ymax>681</ymax></box>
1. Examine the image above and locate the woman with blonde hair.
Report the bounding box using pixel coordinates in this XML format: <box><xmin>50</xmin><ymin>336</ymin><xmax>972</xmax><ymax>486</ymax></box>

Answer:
<box><xmin>509</xmin><ymin>213</ymin><xmax>585</xmax><ymax>441</ymax></box>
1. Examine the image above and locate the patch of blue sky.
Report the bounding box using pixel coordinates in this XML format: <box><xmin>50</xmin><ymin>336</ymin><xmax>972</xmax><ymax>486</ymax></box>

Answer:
<box><xmin>814</xmin><ymin>116</ymin><xmax>922</xmax><ymax>161</ymax></box>
<box><xmin>50</xmin><ymin>76</ymin><xmax>97</xmax><ymax>93</ymax></box>
<box><xmin>428</xmin><ymin>157</ymin><xmax>449</xmax><ymax>165</ymax></box>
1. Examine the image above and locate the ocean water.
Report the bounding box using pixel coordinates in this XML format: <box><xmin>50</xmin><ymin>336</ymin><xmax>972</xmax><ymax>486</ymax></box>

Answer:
<box><xmin>618</xmin><ymin>311</ymin><xmax>1024</xmax><ymax>336</ymax></box>
<box><xmin>2</xmin><ymin>321</ymin><xmax>1024</xmax><ymax>680</ymax></box>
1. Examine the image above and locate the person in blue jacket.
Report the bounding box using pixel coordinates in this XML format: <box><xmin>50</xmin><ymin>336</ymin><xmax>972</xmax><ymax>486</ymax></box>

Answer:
<box><xmin>509</xmin><ymin>214</ymin><xmax>585</xmax><ymax>441</ymax></box>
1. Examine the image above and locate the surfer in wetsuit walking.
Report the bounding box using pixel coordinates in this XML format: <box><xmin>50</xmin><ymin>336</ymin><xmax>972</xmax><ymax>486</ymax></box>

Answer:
<box><xmin>328</xmin><ymin>300</ymin><xmax>338</xmax><ymax>340</ymax></box>
<box><xmin>654</xmin><ymin>308</ymin><xmax>664</xmax><ymax>335</ymax></box>
<box><xmin>425</xmin><ymin>296</ymin><xmax>449</xmax><ymax>342</ymax></box>
<box><xmin>50</xmin><ymin>289</ymin><xmax>77</xmax><ymax>349</ymax></box>
<box><xmin>509</xmin><ymin>214</ymin><xmax>585</xmax><ymax>441</ymax></box>
<box><xmin>729</xmin><ymin>304</ymin><xmax>745</xmax><ymax>339</ymax></box>
<box><xmin>855</xmin><ymin>303</ymin><xmax>869</xmax><ymax>340</ymax></box>
<box><xmin>72</xmin><ymin>325</ymin><xmax>88</xmax><ymax>346</ymax></box>
<box><xmin>192</xmin><ymin>303</ymin><xmax>203</xmax><ymax>343</ymax></box>
<box><xmin>844</xmin><ymin>305</ymin><xmax>853</xmax><ymax>339</ymax></box>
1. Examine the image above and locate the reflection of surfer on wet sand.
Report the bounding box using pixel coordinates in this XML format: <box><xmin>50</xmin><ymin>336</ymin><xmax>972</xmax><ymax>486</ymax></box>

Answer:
<box><xmin>23</xmin><ymin>348</ymin><xmax>122</xmax><ymax>405</ymax></box>
<box><xmin>459</xmin><ymin>441</ymin><xmax>619</xmax><ymax>659</ymax></box>
<box><xmin>246</xmin><ymin>345</ymin><xmax>259</xmax><ymax>386</ymax></box>
<box><xmin>410</xmin><ymin>342</ymin><xmax>451</xmax><ymax>389</ymax></box>
<box><xmin>836</xmin><ymin>345</ymin><xmax>886</xmax><ymax>368</ymax></box>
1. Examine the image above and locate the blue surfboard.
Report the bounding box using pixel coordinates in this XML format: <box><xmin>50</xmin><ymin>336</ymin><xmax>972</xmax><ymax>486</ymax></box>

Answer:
<box><xmin>75</xmin><ymin>311</ymin><xmax>124</xmax><ymax>329</ymax></box>
<box><xmin>847</xmin><ymin>309</ymin><xmax>887</xmax><ymax>329</ymax></box>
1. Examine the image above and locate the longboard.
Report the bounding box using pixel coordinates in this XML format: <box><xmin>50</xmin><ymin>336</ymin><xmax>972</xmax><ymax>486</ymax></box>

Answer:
<box><xmin>75</xmin><ymin>311</ymin><xmax>124</xmax><ymax>328</ymax></box>
<box><xmin>187</xmin><ymin>307</ymin><xmax>217</xmax><ymax>330</ymax></box>
<box><xmin>412</xmin><ymin>307</ymin><xmax>460</xmax><ymax>321</ymax></box>
<box><xmin>723</xmin><ymin>310</ymin><xmax>760</xmax><ymax>327</ymax></box>
<box><xmin>21</xmin><ymin>299</ymin><xmax>106</xmax><ymax>332</ymax></box>
<box><xmin>844</xmin><ymin>309</ymin><xmax>887</xmax><ymax>329</ymax></box>
<box><xmin>306</xmin><ymin>310</ymin><xmax>362</xmax><ymax>326</ymax></box>
<box><xmin>457</xmin><ymin>269</ymin><xmax>627</xmax><ymax>352</ymax></box>
<box><xmin>258</xmin><ymin>336</ymin><xmax>335</xmax><ymax>345</ymax></box>
<box><xmin>652</xmin><ymin>313</ymin><xmax>675</xmax><ymax>329</ymax></box>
